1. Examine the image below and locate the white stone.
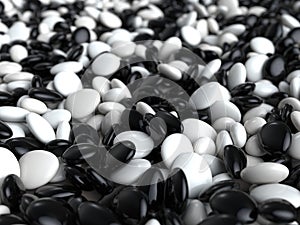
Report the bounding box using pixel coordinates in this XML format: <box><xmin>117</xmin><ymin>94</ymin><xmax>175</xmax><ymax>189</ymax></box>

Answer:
<box><xmin>282</xmin><ymin>14</ymin><xmax>300</xmax><ymax>29</ymax></box>
<box><xmin>19</xmin><ymin>150</ymin><xmax>59</xmax><ymax>189</ymax></box>
<box><xmin>97</xmin><ymin>102</ymin><xmax>125</xmax><ymax>114</ymax></box>
<box><xmin>200</xmin><ymin>59</ymin><xmax>222</xmax><ymax>80</ymax></box>
<box><xmin>216</xmin><ymin>130</ymin><xmax>233</xmax><ymax>157</ymax></box>
<box><xmin>50</xmin><ymin>61</ymin><xmax>83</xmax><ymax>75</ymax></box>
<box><xmin>43</xmin><ymin>109</ymin><xmax>71</xmax><ymax>129</ymax></box>
<box><xmin>56</xmin><ymin>121</ymin><xmax>71</xmax><ymax>141</ymax></box>
<box><xmin>9</xmin><ymin>45</ymin><xmax>28</xmax><ymax>63</ymax></box>
<box><xmin>193</xmin><ymin>137</ymin><xmax>216</xmax><ymax>156</ymax></box>
<box><xmin>230</xmin><ymin>122</ymin><xmax>247</xmax><ymax>148</ymax></box>
<box><xmin>75</xmin><ymin>16</ymin><xmax>96</xmax><ymax>29</ymax></box>
<box><xmin>109</xmin><ymin>159</ymin><xmax>151</xmax><ymax>185</ymax></box>
<box><xmin>161</xmin><ymin>133</ymin><xmax>194</xmax><ymax>168</ymax></box>
<box><xmin>91</xmin><ymin>53</ymin><xmax>121</xmax><ymax>76</ymax></box>
<box><xmin>278</xmin><ymin>97</ymin><xmax>300</xmax><ymax>111</ymax></box>
<box><xmin>136</xmin><ymin>102</ymin><xmax>155</xmax><ymax>115</ymax></box>
<box><xmin>227</xmin><ymin>62</ymin><xmax>246</xmax><ymax>90</ymax></box>
<box><xmin>203</xmin><ymin>154</ymin><xmax>226</xmax><ymax>176</ymax></box>
<box><xmin>0</xmin><ymin>205</ymin><xmax>10</xmax><ymax>215</ymax></box>
<box><xmin>245</xmin><ymin>135</ymin><xmax>266</xmax><ymax>157</ymax></box>
<box><xmin>182</xmin><ymin>118</ymin><xmax>217</xmax><ymax>142</ymax></box>
<box><xmin>8</xmin><ymin>21</ymin><xmax>30</xmax><ymax>41</ymax></box>
<box><xmin>88</xmin><ymin>41</ymin><xmax>111</xmax><ymax>59</ymax></box>
<box><xmin>20</xmin><ymin>97</ymin><xmax>48</xmax><ymax>114</ymax></box>
<box><xmin>244</xmin><ymin>117</ymin><xmax>266</xmax><ymax>135</ymax></box>
<box><xmin>183</xmin><ymin>199</ymin><xmax>207</xmax><ymax>225</ymax></box>
<box><xmin>250</xmin><ymin>184</ymin><xmax>300</xmax><ymax>208</ymax></box>
<box><xmin>181</xmin><ymin>26</ymin><xmax>201</xmax><ymax>46</ymax></box>
<box><xmin>54</xmin><ymin>71</ymin><xmax>83</xmax><ymax>97</ymax></box>
<box><xmin>100</xmin><ymin>110</ymin><xmax>121</xmax><ymax>135</ymax></box>
<box><xmin>288</xmin><ymin>132</ymin><xmax>300</xmax><ymax>159</ymax></box>
<box><xmin>250</xmin><ymin>37</ymin><xmax>275</xmax><ymax>54</ymax></box>
<box><xmin>212</xmin><ymin>117</ymin><xmax>236</xmax><ymax>132</ymax></box>
<box><xmin>114</xmin><ymin>131</ymin><xmax>154</xmax><ymax>159</ymax></box>
<box><xmin>3</xmin><ymin>72</ymin><xmax>33</xmax><ymax>83</ymax></box>
<box><xmin>190</xmin><ymin>82</ymin><xmax>231</xmax><ymax>110</ymax></box>
<box><xmin>65</xmin><ymin>89</ymin><xmax>100</xmax><ymax>120</ymax></box>
<box><xmin>0</xmin><ymin>61</ymin><xmax>22</xmax><ymax>76</ymax></box>
<box><xmin>243</xmin><ymin>104</ymin><xmax>273</xmax><ymax>123</ymax></box>
<box><xmin>92</xmin><ymin>76</ymin><xmax>111</xmax><ymax>96</ymax></box>
<box><xmin>0</xmin><ymin>147</ymin><xmax>20</xmax><ymax>184</ymax></box>
<box><xmin>254</xmin><ymin>79</ymin><xmax>278</xmax><ymax>98</ymax></box>
<box><xmin>99</xmin><ymin>11</ymin><xmax>122</xmax><ymax>29</ymax></box>
<box><xmin>171</xmin><ymin>152</ymin><xmax>212</xmax><ymax>198</ymax></box>
<box><xmin>26</xmin><ymin>112</ymin><xmax>55</xmax><ymax>144</ymax></box>
<box><xmin>241</xmin><ymin>162</ymin><xmax>289</xmax><ymax>184</ymax></box>
<box><xmin>209</xmin><ymin>100</ymin><xmax>241</xmax><ymax>122</ymax></box>
<box><xmin>157</xmin><ymin>63</ymin><xmax>182</xmax><ymax>81</ymax></box>
<box><xmin>0</xmin><ymin>106</ymin><xmax>29</xmax><ymax>122</ymax></box>
<box><xmin>290</xmin><ymin>77</ymin><xmax>300</xmax><ymax>99</ymax></box>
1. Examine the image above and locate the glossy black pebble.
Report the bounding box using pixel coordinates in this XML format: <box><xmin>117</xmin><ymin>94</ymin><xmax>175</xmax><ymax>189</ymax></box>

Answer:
<box><xmin>72</xmin><ymin>27</ymin><xmax>90</xmax><ymax>44</ymax></box>
<box><xmin>6</xmin><ymin>137</ymin><xmax>43</xmax><ymax>158</ymax></box>
<box><xmin>165</xmin><ymin>168</ymin><xmax>189</xmax><ymax>213</ymax></box>
<box><xmin>67</xmin><ymin>195</ymin><xmax>87</xmax><ymax>213</ymax></box>
<box><xmin>230</xmin><ymin>95</ymin><xmax>262</xmax><ymax>112</ymax></box>
<box><xmin>105</xmin><ymin>141</ymin><xmax>136</xmax><ymax>170</ymax></box>
<box><xmin>1</xmin><ymin>174</ymin><xmax>25</xmax><ymax>209</ymax></box>
<box><xmin>143</xmin><ymin>113</ymin><xmax>167</xmax><ymax>146</ymax></box>
<box><xmin>265</xmin><ymin>92</ymin><xmax>289</xmax><ymax>107</ymax></box>
<box><xmin>113</xmin><ymin>187</ymin><xmax>148</xmax><ymax>224</ymax></box>
<box><xmin>45</xmin><ymin>139</ymin><xmax>72</xmax><ymax>157</ymax></box>
<box><xmin>65</xmin><ymin>166</ymin><xmax>93</xmax><ymax>191</ymax></box>
<box><xmin>62</xmin><ymin>143</ymin><xmax>104</xmax><ymax>166</ymax></box>
<box><xmin>0</xmin><ymin>214</ymin><xmax>26</xmax><ymax>225</ymax></box>
<box><xmin>198</xmin><ymin>180</ymin><xmax>239</xmax><ymax>202</ymax></box>
<box><xmin>223</xmin><ymin>145</ymin><xmax>247</xmax><ymax>178</ymax></box>
<box><xmin>199</xmin><ymin>214</ymin><xmax>243</xmax><ymax>225</ymax></box>
<box><xmin>0</xmin><ymin>120</ymin><xmax>12</xmax><ymax>139</ymax></box>
<box><xmin>78</xmin><ymin>202</ymin><xmax>121</xmax><ymax>225</ymax></box>
<box><xmin>20</xmin><ymin>193</ymin><xmax>38</xmax><ymax>214</ymax></box>
<box><xmin>86</xmin><ymin>167</ymin><xmax>113</xmax><ymax>195</ymax></box>
<box><xmin>26</xmin><ymin>198</ymin><xmax>75</xmax><ymax>225</ymax></box>
<box><xmin>210</xmin><ymin>190</ymin><xmax>257</xmax><ymax>223</ymax></box>
<box><xmin>263</xmin><ymin>54</ymin><xmax>286</xmax><ymax>84</ymax></box>
<box><xmin>35</xmin><ymin>184</ymin><xmax>81</xmax><ymax>200</ymax></box>
<box><xmin>28</xmin><ymin>88</ymin><xmax>64</xmax><ymax>103</ymax></box>
<box><xmin>259</xmin><ymin>200</ymin><xmax>296</xmax><ymax>223</ymax></box>
<box><xmin>137</xmin><ymin>167</ymin><xmax>165</xmax><ymax>212</ymax></box>
<box><xmin>230</xmin><ymin>82</ymin><xmax>255</xmax><ymax>97</ymax></box>
<box><xmin>156</xmin><ymin>111</ymin><xmax>182</xmax><ymax>134</ymax></box>
<box><xmin>258</xmin><ymin>121</ymin><xmax>292</xmax><ymax>154</ymax></box>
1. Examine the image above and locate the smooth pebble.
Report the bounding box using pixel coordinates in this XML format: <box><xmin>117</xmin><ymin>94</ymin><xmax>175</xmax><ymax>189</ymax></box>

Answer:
<box><xmin>230</xmin><ymin>122</ymin><xmax>247</xmax><ymax>148</ymax></box>
<box><xmin>53</xmin><ymin>72</ymin><xmax>83</xmax><ymax>97</ymax></box>
<box><xmin>250</xmin><ymin>37</ymin><xmax>275</xmax><ymax>54</ymax></box>
<box><xmin>193</xmin><ymin>137</ymin><xmax>216</xmax><ymax>155</ymax></box>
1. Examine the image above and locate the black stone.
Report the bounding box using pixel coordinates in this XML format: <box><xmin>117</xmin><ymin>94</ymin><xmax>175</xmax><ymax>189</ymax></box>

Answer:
<box><xmin>31</xmin><ymin>75</ymin><xmax>44</xmax><ymax>88</ymax></box>
<box><xmin>105</xmin><ymin>141</ymin><xmax>136</xmax><ymax>170</ymax></box>
<box><xmin>263</xmin><ymin>54</ymin><xmax>286</xmax><ymax>84</ymax></box>
<box><xmin>67</xmin><ymin>45</ymin><xmax>83</xmax><ymax>61</ymax></box>
<box><xmin>198</xmin><ymin>214</ymin><xmax>243</xmax><ymax>225</ymax></box>
<box><xmin>0</xmin><ymin>120</ymin><xmax>13</xmax><ymax>139</ymax></box>
<box><xmin>265</xmin><ymin>92</ymin><xmax>289</xmax><ymax>107</ymax></box>
<box><xmin>118</xmin><ymin>109</ymin><xmax>144</xmax><ymax>132</ymax></box>
<box><xmin>62</xmin><ymin>143</ymin><xmax>105</xmax><ymax>166</ymax></box>
<box><xmin>78</xmin><ymin>202</ymin><xmax>121</xmax><ymax>225</ymax></box>
<box><xmin>156</xmin><ymin>208</ymin><xmax>183</xmax><ymax>225</ymax></box>
<box><xmin>230</xmin><ymin>95</ymin><xmax>263</xmax><ymax>112</ymax></box>
<box><xmin>258</xmin><ymin>121</ymin><xmax>292</xmax><ymax>154</ymax></box>
<box><xmin>137</xmin><ymin>167</ymin><xmax>165</xmax><ymax>212</ymax></box>
<box><xmin>65</xmin><ymin>166</ymin><xmax>93</xmax><ymax>191</ymax></box>
<box><xmin>113</xmin><ymin>187</ymin><xmax>148</xmax><ymax>224</ymax></box>
<box><xmin>198</xmin><ymin>180</ymin><xmax>239</xmax><ymax>202</ymax></box>
<box><xmin>259</xmin><ymin>200</ymin><xmax>296</xmax><ymax>223</ymax></box>
<box><xmin>20</xmin><ymin>194</ymin><xmax>38</xmax><ymax>214</ymax></box>
<box><xmin>86</xmin><ymin>167</ymin><xmax>113</xmax><ymax>195</ymax></box>
<box><xmin>1</xmin><ymin>174</ymin><xmax>25</xmax><ymax>210</ymax></box>
<box><xmin>67</xmin><ymin>195</ymin><xmax>86</xmax><ymax>213</ymax></box>
<box><xmin>156</xmin><ymin>111</ymin><xmax>182</xmax><ymax>134</ymax></box>
<box><xmin>35</xmin><ymin>184</ymin><xmax>81</xmax><ymax>200</ymax></box>
<box><xmin>223</xmin><ymin>145</ymin><xmax>247</xmax><ymax>178</ymax></box>
<box><xmin>28</xmin><ymin>88</ymin><xmax>64</xmax><ymax>103</ymax></box>
<box><xmin>143</xmin><ymin>114</ymin><xmax>167</xmax><ymax>146</ymax></box>
<box><xmin>72</xmin><ymin>27</ymin><xmax>90</xmax><ymax>44</ymax></box>
<box><xmin>0</xmin><ymin>91</ymin><xmax>14</xmax><ymax>106</ymax></box>
<box><xmin>26</xmin><ymin>198</ymin><xmax>75</xmax><ymax>225</ymax></box>
<box><xmin>210</xmin><ymin>190</ymin><xmax>257</xmax><ymax>223</ymax></box>
<box><xmin>164</xmin><ymin>168</ymin><xmax>188</xmax><ymax>213</ymax></box>
<box><xmin>6</xmin><ymin>137</ymin><xmax>43</xmax><ymax>159</ymax></box>
<box><xmin>45</xmin><ymin>139</ymin><xmax>72</xmax><ymax>157</ymax></box>
<box><xmin>230</xmin><ymin>82</ymin><xmax>255</xmax><ymax>97</ymax></box>
<box><xmin>0</xmin><ymin>214</ymin><xmax>26</xmax><ymax>225</ymax></box>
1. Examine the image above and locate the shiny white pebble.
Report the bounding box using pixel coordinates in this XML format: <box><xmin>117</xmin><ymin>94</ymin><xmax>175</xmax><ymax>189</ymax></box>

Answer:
<box><xmin>19</xmin><ymin>150</ymin><xmax>59</xmax><ymax>189</ymax></box>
